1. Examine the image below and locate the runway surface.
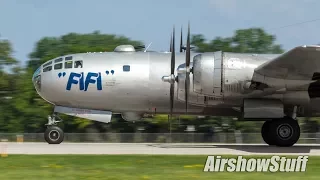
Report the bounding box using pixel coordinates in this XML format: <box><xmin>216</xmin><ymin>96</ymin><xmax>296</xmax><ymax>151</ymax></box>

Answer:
<box><xmin>1</xmin><ymin>143</ymin><xmax>320</xmax><ymax>155</ymax></box>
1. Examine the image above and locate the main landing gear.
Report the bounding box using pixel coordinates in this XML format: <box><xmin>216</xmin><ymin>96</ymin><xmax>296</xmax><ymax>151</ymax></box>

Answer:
<box><xmin>261</xmin><ymin>116</ymin><xmax>300</xmax><ymax>147</ymax></box>
<box><xmin>44</xmin><ymin>113</ymin><xmax>64</xmax><ymax>144</ymax></box>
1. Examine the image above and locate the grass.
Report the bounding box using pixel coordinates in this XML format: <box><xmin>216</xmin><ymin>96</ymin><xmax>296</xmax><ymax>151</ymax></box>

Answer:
<box><xmin>0</xmin><ymin>155</ymin><xmax>319</xmax><ymax>179</ymax></box>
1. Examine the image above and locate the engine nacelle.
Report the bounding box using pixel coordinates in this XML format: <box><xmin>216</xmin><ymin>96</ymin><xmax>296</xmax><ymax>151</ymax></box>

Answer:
<box><xmin>193</xmin><ymin>52</ymin><xmax>270</xmax><ymax>98</ymax></box>
<box><xmin>178</xmin><ymin>51</ymin><xmax>271</xmax><ymax>107</ymax></box>
<box><xmin>176</xmin><ymin>60</ymin><xmax>206</xmax><ymax>106</ymax></box>
<box><xmin>193</xmin><ymin>52</ymin><xmax>223</xmax><ymax>97</ymax></box>
<box><xmin>176</xmin><ymin>52</ymin><xmax>225</xmax><ymax>107</ymax></box>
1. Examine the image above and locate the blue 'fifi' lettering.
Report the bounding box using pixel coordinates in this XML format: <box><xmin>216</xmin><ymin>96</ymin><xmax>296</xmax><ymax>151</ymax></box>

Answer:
<box><xmin>66</xmin><ymin>72</ymin><xmax>102</xmax><ymax>91</ymax></box>
<box><xmin>85</xmin><ymin>72</ymin><xmax>102</xmax><ymax>91</ymax></box>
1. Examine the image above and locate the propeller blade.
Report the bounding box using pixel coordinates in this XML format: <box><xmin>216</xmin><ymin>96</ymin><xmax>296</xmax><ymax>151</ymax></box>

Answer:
<box><xmin>185</xmin><ymin>73</ymin><xmax>190</xmax><ymax>113</ymax></box>
<box><xmin>180</xmin><ymin>26</ymin><xmax>183</xmax><ymax>52</ymax></box>
<box><xmin>171</xmin><ymin>26</ymin><xmax>175</xmax><ymax>75</ymax></box>
<box><xmin>186</xmin><ymin>23</ymin><xmax>190</xmax><ymax>67</ymax></box>
<box><xmin>170</xmin><ymin>83</ymin><xmax>174</xmax><ymax>118</ymax></box>
<box><xmin>169</xmin><ymin>26</ymin><xmax>176</xmax><ymax>124</ymax></box>
<box><xmin>185</xmin><ymin>22</ymin><xmax>191</xmax><ymax>114</ymax></box>
<box><xmin>168</xmin><ymin>113</ymin><xmax>172</xmax><ymax>143</ymax></box>
<box><xmin>169</xmin><ymin>26</ymin><xmax>176</xmax><ymax>140</ymax></box>
<box><xmin>170</xmin><ymin>34</ymin><xmax>172</xmax><ymax>52</ymax></box>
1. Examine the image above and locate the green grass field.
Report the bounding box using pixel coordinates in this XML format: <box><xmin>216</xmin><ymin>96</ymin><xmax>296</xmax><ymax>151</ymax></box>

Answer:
<box><xmin>0</xmin><ymin>155</ymin><xmax>319</xmax><ymax>180</ymax></box>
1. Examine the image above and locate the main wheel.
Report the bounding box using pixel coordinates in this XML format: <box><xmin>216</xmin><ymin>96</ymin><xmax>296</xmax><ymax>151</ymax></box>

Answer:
<box><xmin>269</xmin><ymin>117</ymin><xmax>300</xmax><ymax>147</ymax></box>
<box><xmin>44</xmin><ymin>126</ymin><xmax>64</xmax><ymax>144</ymax></box>
<box><xmin>261</xmin><ymin>121</ymin><xmax>275</xmax><ymax>145</ymax></box>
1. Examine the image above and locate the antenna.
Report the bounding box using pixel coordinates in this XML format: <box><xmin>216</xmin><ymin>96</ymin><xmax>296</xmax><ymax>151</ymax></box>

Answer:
<box><xmin>144</xmin><ymin>42</ymin><xmax>153</xmax><ymax>52</ymax></box>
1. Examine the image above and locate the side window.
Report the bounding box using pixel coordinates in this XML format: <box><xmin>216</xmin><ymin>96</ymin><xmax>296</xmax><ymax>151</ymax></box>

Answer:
<box><xmin>54</xmin><ymin>63</ymin><xmax>63</xmax><ymax>70</ymax></box>
<box><xmin>43</xmin><ymin>61</ymin><xmax>52</xmax><ymax>67</ymax></box>
<box><xmin>65</xmin><ymin>61</ymin><xmax>73</xmax><ymax>69</ymax></box>
<box><xmin>74</xmin><ymin>60</ymin><xmax>83</xmax><ymax>68</ymax></box>
<box><xmin>54</xmin><ymin>58</ymin><xmax>63</xmax><ymax>63</ymax></box>
<box><xmin>65</xmin><ymin>56</ymin><xmax>73</xmax><ymax>61</ymax></box>
<box><xmin>43</xmin><ymin>61</ymin><xmax>52</xmax><ymax>72</ymax></box>
<box><xmin>123</xmin><ymin>65</ymin><xmax>130</xmax><ymax>72</ymax></box>
<box><xmin>43</xmin><ymin>66</ymin><xmax>52</xmax><ymax>72</ymax></box>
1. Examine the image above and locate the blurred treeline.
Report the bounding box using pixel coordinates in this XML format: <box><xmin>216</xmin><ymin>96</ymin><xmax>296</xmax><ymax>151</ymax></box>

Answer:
<box><xmin>0</xmin><ymin>28</ymin><xmax>319</xmax><ymax>133</ymax></box>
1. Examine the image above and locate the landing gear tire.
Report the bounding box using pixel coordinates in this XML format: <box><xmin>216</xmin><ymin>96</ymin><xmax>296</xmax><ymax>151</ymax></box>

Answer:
<box><xmin>270</xmin><ymin>118</ymin><xmax>300</xmax><ymax>147</ymax></box>
<box><xmin>261</xmin><ymin>121</ymin><xmax>275</xmax><ymax>145</ymax></box>
<box><xmin>261</xmin><ymin>117</ymin><xmax>300</xmax><ymax>147</ymax></box>
<box><xmin>44</xmin><ymin>126</ymin><xmax>64</xmax><ymax>144</ymax></box>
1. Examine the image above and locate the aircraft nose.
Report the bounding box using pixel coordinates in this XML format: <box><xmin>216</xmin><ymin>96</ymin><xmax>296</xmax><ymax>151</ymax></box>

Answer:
<box><xmin>32</xmin><ymin>67</ymin><xmax>41</xmax><ymax>92</ymax></box>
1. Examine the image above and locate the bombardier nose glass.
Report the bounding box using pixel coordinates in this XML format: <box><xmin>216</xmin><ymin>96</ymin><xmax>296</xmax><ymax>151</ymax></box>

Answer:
<box><xmin>33</xmin><ymin>67</ymin><xmax>41</xmax><ymax>91</ymax></box>
<box><xmin>33</xmin><ymin>67</ymin><xmax>41</xmax><ymax>79</ymax></box>
<box><xmin>34</xmin><ymin>75</ymin><xmax>41</xmax><ymax>91</ymax></box>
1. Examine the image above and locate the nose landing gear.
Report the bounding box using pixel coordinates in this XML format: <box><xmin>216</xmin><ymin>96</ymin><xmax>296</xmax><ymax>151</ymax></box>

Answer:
<box><xmin>44</xmin><ymin>113</ymin><xmax>64</xmax><ymax>144</ymax></box>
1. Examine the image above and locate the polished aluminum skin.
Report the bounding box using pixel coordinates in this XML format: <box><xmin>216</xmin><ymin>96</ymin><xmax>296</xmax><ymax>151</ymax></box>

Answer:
<box><xmin>32</xmin><ymin>45</ymin><xmax>320</xmax><ymax>121</ymax></box>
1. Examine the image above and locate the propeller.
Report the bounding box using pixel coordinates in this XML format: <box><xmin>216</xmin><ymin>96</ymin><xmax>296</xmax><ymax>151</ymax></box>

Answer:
<box><xmin>185</xmin><ymin>22</ymin><xmax>191</xmax><ymax>114</ymax></box>
<box><xmin>170</xmin><ymin>26</ymin><xmax>175</xmax><ymax>120</ymax></box>
<box><xmin>161</xmin><ymin>26</ymin><xmax>176</xmax><ymax>141</ymax></box>
<box><xmin>162</xmin><ymin>24</ymin><xmax>191</xmax><ymax>139</ymax></box>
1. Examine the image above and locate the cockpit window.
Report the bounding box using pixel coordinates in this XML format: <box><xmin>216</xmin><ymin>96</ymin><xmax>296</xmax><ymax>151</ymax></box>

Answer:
<box><xmin>74</xmin><ymin>60</ymin><xmax>83</xmax><ymax>68</ymax></box>
<box><xmin>54</xmin><ymin>58</ymin><xmax>63</xmax><ymax>63</ymax></box>
<box><xmin>54</xmin><ymin>63</ymin><xmax>63</xmax><ymax>70</ymax></box>
<box><xmin>33</xmin><ymin>66</ymin><xmax>41</xmax><ymax>78</ymax></box>
<box><xmin>43</xmin><ymin>66</ymin><xmax>52</xmax><ymax>72</ymax></box>
<box><xmin>43</xmin><ymin>61</ymin><xmax>52</xmax><ymax>67</ymax></box>
<box><xmin>65</xmin><ymin>61</ymin><xmax>73</xmax><ymax>69</ymax></box>
<box><xmin>65</xmin><ymin>56</ymin><xmax>73</xmax><ymax>60</ymax></box>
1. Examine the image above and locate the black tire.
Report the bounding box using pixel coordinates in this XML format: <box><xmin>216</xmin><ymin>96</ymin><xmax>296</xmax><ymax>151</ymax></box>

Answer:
<box><xmin>44</xmin><ymin>126</ymin><xmax>64</xmax><ymax>144</ymax></box>
<box><xmin>261</xmin><ymin>121</ymin><xmax>275</xmax><ymax>145</ymax></box>
<box><xmin>269</xmin><ymin>118</ymin><xmax>300</xmax><ymax>147</ymax></box>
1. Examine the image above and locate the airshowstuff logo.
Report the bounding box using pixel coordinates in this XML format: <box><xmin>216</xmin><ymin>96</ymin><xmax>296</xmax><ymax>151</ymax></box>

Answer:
<box><xmin>203</xmin><ymin>156</ymin><xmax>308</xmax><ymax>172</ymax></box>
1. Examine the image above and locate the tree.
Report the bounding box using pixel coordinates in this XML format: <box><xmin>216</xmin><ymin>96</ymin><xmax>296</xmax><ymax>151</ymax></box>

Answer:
<box><xmin>0</xmin><ymin>39</ymin><xmax>18</xmax><ymax>94</ymax></box>
<box><xmin>0</xmin><ymin>39</ymin><xmax>17</xmax><ymax>69</ymax></box>
<box><xmin>192</xmin><ymin>28</ymin><xmax>284</xmax><ymax>53</ymax></box>
<box><xmin>0</xmin><ymin>39</ymin><xmax>22</xmax><ymax>132</ymax></box>
<box><xmin>29</xmin><ymin>31</ymin><xmax>142</xmax><ymax>65</ymax></box>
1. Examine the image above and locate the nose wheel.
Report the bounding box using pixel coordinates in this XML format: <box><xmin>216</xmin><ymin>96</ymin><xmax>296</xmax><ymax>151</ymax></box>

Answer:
<box><xmin>44</xmin><ymin>113</ymin><xmax>64</xmax><ymax>144</ymax></box>
<box><xmin>44</xmin><ymin>126</ymin><xmax>64</xmax><ymax>144</ymax></box>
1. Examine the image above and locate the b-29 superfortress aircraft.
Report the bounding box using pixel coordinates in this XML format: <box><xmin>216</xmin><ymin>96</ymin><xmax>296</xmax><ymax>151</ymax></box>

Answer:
<box><xmin>32</xmin><ymin>24</ymin><xmax>320</xmax><ymax>147</ymax></box>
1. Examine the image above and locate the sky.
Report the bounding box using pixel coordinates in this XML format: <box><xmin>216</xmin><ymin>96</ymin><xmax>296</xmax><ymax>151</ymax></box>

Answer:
<box><xmin>1</xmin><ymin>0</ymin><xmax>320</xmax><ymax>66</ymax></box>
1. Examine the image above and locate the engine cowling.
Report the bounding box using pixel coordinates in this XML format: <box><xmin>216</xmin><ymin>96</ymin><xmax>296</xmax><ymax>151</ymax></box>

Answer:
<box><xmin>176</xmin><ymin>57</ymin><xmax>206</xmax><ymax>106</ymax></box>
<box><xmin>176</xmin><ymin>52</ymin><xmax>224</xmax><ymax>107</ymax></box>
<box><xmin>193</xmin><ymin>51</ymin><xmax>223</xmax><ymax>97</ymax></box>
<box><xmin>176</xmin><ymin>51</ymin><xmax>266</xmax><ymax>107</ymax></box>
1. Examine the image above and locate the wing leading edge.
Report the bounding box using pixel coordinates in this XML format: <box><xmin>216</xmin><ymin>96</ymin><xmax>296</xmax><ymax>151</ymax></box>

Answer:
<box><xmin>246</xmin><ymin>45</ymin><xmax>320</xmax><ymax>99</ymax></box>
<box><xmin>255</xmin><ymin>45</ymin><xmax>320</xmax><ymax>80</ymax></box>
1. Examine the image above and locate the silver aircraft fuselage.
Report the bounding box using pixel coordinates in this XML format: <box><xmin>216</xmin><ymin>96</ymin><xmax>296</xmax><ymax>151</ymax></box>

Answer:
<box><xmin>32</xmin><ymin>51</ymin><xmax>283</xmax><ymax>118</ymax></box>
<box><xmin>34</xmin><ymin>44</ymin><xmax>320</xmax><ymax>146</ymax></box>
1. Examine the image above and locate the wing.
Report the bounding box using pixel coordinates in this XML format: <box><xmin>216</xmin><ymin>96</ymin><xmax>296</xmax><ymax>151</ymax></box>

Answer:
<box><xmin>255</xmin><ymin>45</ymin><xmax>320</xmax><ymax>80</ymax></box>
<box><xmin>245</xmin><ymin>45</ymin><xmax>320</xmax><ymax>98</ymax></box>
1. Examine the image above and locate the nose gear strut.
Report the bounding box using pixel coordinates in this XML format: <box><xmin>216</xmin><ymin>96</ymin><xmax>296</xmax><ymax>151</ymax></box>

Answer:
<box><xmin>44</xmin><ymin>112</ymin><xmax>64</xmax><ymax>144</ymax></box>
